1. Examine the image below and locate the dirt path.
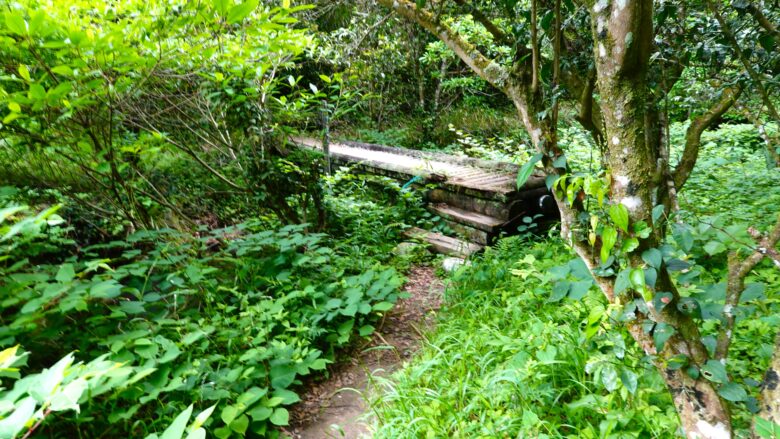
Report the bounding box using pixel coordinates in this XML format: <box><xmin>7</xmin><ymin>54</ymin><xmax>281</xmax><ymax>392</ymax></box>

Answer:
<box><xmin>286</xmin><ymin>266</ymin><xmax>444</xmax><ymax>439</ymax></box>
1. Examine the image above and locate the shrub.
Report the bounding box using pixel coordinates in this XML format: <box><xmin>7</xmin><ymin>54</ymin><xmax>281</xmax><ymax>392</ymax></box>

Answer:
<box><xmin>0</xmin><ymin>201</ymin><xmax>405</xmax><ymax>438</ymax></box>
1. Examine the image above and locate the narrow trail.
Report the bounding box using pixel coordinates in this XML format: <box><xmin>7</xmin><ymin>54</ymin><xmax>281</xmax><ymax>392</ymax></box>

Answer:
<box><xmin>286</xmin><ymin>266</ymin><xmax>445</xmax><ymax>439</ymax></box>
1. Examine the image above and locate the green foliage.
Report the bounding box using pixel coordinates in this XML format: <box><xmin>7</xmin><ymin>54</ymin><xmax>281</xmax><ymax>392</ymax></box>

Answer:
<box><xmin>0</xmin><ymin>200</ymin><xmax>406</xmax><ymax>437</ymax></box>
<box><xmin>673</xmin><ymin>123</ymin><xmax>780</xmax><ymax>227</ymax></box>
<box><xmin>0</xmin><ymin>0</ymin><xmax>335</xmax><ymax>230</ymax></box>
<box><xmin>372</xmin><ymin>238</ymin><xmax>679</xmax><ymax>438</ymax></box>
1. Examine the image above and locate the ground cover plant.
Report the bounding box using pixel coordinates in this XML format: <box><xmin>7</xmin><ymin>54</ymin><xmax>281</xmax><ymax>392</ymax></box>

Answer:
<box><xmin>1</xmin><ymin>0</ymin><xmax>780</xmax><ymax>437</ymax></box>
<box><xmin>0</xmin><ymin>189</ymin><xmax>414</xmax><ymax>437</ymax></box>
<box><xmin>372</xmin><ymin>121</ymin><xmax>780</xmax><ymax>438</ymax></box>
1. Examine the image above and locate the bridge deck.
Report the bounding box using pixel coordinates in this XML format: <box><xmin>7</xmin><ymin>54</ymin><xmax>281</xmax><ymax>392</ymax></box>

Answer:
<box><xmin>292</xmin><ymin>137</ymin><xmax>544</xmax><ymax>197</ymax></box>
<box><xmin>291</xmin><ymin>135</ymin><xmax>557</xmax><ymax>253</ymax></box>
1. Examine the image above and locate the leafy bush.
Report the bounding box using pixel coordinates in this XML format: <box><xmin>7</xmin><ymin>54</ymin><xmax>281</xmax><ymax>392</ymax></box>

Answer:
<box><xmin>0</xmin><ymin>201</ymin><xmax>405</xmax><ymax>438</ymax></box>
<box><xmin>672</xmin><ymin>123</ymin><xmax>780</xmax><ymax>228</ymax></box>
<box><xmin>372</xmin><ymin>238</ymin><xmax>679</xmax><ymax>438</ymax></box>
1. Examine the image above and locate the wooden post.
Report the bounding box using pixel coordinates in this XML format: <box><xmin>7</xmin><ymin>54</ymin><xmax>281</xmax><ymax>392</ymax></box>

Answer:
<box><xmin>321</xmin><ymin>104</ymin><xmax>331</xmax><ymax>175</ymax></box>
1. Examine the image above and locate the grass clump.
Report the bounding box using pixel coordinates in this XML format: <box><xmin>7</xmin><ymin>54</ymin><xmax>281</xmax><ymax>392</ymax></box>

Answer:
<box><xmin>371</xmin><ymin>237</ymin><xmax>680</xmax><ymax>438</ymax></box>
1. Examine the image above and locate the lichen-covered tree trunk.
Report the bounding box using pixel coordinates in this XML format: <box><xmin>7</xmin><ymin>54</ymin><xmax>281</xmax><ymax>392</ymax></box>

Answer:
<box><xmin>588</xmin><ymin>0</ymin><xmax>732</xmax><ymax>436</ymax></box>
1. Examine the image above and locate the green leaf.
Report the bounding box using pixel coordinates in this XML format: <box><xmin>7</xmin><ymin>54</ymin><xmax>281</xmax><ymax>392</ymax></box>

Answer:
<box><xmin>272</xmin><ymin>389</ymin><xmax>300</xmax><ymax>404</ymax></box>
<box><xmin>191</xmin><ymin>405</ymin><xmax>216</xmax><ymax>430</ymax></box>
<box><xmin>614</xmin><ymin>268</ymin><xmax>631</xmax><ymax>295</ymax></box>
<box><xmin>718</xmin><ymin>382</ymin><xmax>748</xmax><ymax>402</ymax></box>
<box><xmin>568</xmin><ymin>281</ymin><xmax>591</xmax><ymax>300</ymax></box>
<box><xmin>517</xmin><ymin>153</ymin><xmax>543</xmax><ymax>189</ymax></box>
<box><xmin>51</xmin><ymin>65</ymin><xmax>72</xmax><ymax>76</ymax></box>
<box><xmin>248</xmin><ymin>406</ymin><xmax>272</xmax><ymax>421</ymax></box>
<box><xmin>701</xmin><ymin>360</ymin><xmax>728</xmax><ymax>384</ymax></box>
<box><xmin>49</xmin><ymin>378</ymin><xmax>87</xmax><ymax>412</ymax></box>
<box><xmin>221</xmin><ymin>405</ymin><xmax>238</xmax><ymax>425</ymax></box>
<box><xmin>601</xmin><ymin>364</ymin><xmax>619</xmax><ymax>392</ymax></box>
<box><xmin>56</xmin><ymin>263</ymin><xmax>76</xmax><ymax>282</ymax></box>
<box><xmin>5</xmin><ymin>13</ymin><xmax>27</xmax><ymax>35</ymax></box>
<box><xmin>90</xmin><ymin>280</ymin><xmax>122</xmax><ymax>299</ymax></box>
<box><xmin>633</xmin><ymin>221</ymin><xmax>652</xmax><ymax>239</ymax></box>
<box><xmin>704</xmin><ymin>241</ymin><xmax>727</xmax><ymax>255</ymax></box>
<box><xmin>548</xmin><ymin>281</ymin><xmax>570</xmax><ymax>302</ymax></box>
<box><xmin>600</xmin><ymin>226</ymin><xmax>617</xmax><ymax>263</ymax></box>
<box><xmin>609</xmin><ymin>203</ymin><xmax>629</xmax><ymax>232</ymax></box>
<box><xmin>160</xmin><ymin>405</ymin><xmax>193</xmax><ymax>439</ymax></box>
<box><xmin>0</xmin><ymin>397</ymin><xmax>36</xmax><ymax>438</ymax></box>
<box><xmin>641</xmin><ymin>248</ymin><xmax>662</xmax><ymax>269</ymax></box>
<box><xmin>213</xmin><ymin>426</ymin><xmax>230</xmax><ymax>439</ymax></box>
<box><xmin>29</xmin><ymin>83</ymin><xmax>46</xmax><ymax>100</ymax></box>
<box><xmin>653</xmin><ymin>291</ymin><xmax>673</xmax><ymax>312</ymax></box>
<box><xmin>18</xmin><ymin>65</ymin><xmax>31</xmax><ymax>82</ymax></box>
<box><xmin>652</xmin><ymin>204</ymin><xmax>665</xmax><ymax>223</ymax></box>
<box><xmin>229</xmin><ymin>415</ymin><xmax>249</xmax><ymax>434</ymax></box>
<box><xmin>629</xmin><ymin>268</ymin><xmax>645</xmax><ymax>290</ymax></box>
<box><xmin>359</xmin><ymin>325</ymin><xmax>374</xmax><ymax>336</ymax></box>
<box><xmin>755</xmin><ymin>416</ymin><xmax>780</xmax><ymax>439</ymax></box>
<box><xmin>372</xmin><ymin>301</ymin><xmax>393</xmax><ymax>312</ymax></box>
<box><xmin>269</xmin><ymin>408</ymin><xmax>289</xmax><ymax>426</ymax></box>
<box><xmin>270</xmin><ymin>364</ymin><xmax>296</xmax><ymax>389</ymax></box>
<box><xmin>8</xmin><ymin>102</ymin><xmax>21</xmax><ymax>113</ymax></box>
<box><xmin>213</xmin><ymin>0</ymin><xmax>230</xmax><ymax>14</ymax></box>
<box><xmin>185</xmin><ymin>429</ymin><xmax>206</xmax><ymax>439</ymax></box>
<box><xmin>653</xmin><ymin>322</ymin><xmax>676</xmax><ymax>351</ymax></box>
<box><xmin>29</xmin><ymin>354</ymin><xmax>73</xmax><ymax>403</ymax></box>
<box><xmin>621</xmin><ymin>237</ymin><xmax>639</xmax><ymax>253</ymax></box>
<box><xmin>552</xmin><ymin>154</ymin><xmax>567</xmax><ymax>169</ymax></box>
<box><xmin>620</xmin><ymin>368</ymin><xmax>638</xmax><ymax>394</ymax></box>
<box><xmin>227</xmin><ymin>0</ymin><xmax>258</xmax><ymax>24</ymax></box>
<box><xmin>673</xmin><ymin>224</ymin><xmax>694</xmax><ymax>253</ymax></box>
<box><xmin>644</xmin><ymin>267</ymin><xmax>657</xmax><ymax>288</ymax></box>
<box><xmin>237</xmin><ymin>387</ymin><xmax>267</xmax><ymax>407</ymax></box>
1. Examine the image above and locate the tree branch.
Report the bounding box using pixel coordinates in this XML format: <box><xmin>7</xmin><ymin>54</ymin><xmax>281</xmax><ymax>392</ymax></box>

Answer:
<box><xmin>708</xmin><ymin>0</ymin><xmax>780</xmax><ymax>125</ymax></box>
<box><xmin>674</xmin><ymin>85</ymin><xmax>742</xmax><ymax>189</ymax></box>
<box><xmin>716</xmin><ymin>213</ymin><xmax>780</xmax><ymax>360</ymax></box>
<box><xmin>375</xmin><ymin>0</ymin><xmax>513</xmax><ymax>93</ymax></box>
<box><xmin>530</xmin><ymin>0</ymin><xmax>540</xmax><ymax>92</ymax></box>
<box><xmin>452</xmin><ymin>0</ymin><xmax>513</xmax><ymax>48</ymax></box>
<box><xmin>745</xmin><ymin>1</ymin><xmax>779</xmax><ymax>37</ymax></box>
<box><xmin>563</xmin><ymin>69</ymin><xmax>604</xmax><ymax>144</ymax></box>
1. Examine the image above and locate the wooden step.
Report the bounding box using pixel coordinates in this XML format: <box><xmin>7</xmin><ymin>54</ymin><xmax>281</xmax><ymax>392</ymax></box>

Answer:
<box><xmin>426</xmin><ymin>188</ymin><xmax>512</xmax><ymax>220</ymax></box>
<box><xmin>428</xmin><ymin>203</ymin><xmax>504</xmax><ymax>232</ymax></box>
<box><xmin>440</xmin><ymin>219</ymin><xmax>492</xmax><ymax>245</ymax></box>
<box><xmin>403</xmin><ymin>227</ymin><xmax>483</xmax><ymax>257</ymax></box>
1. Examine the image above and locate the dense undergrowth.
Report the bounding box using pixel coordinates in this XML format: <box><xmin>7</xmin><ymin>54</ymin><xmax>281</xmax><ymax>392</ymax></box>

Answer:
<box><xmin>2</xmin><ymin>0</ymin><xmax>779</xmax><ymax>436</ymax></box>
<box><xmin>371</xmin><ymin>122</ymin><xmax>780</xmax><ymax>438</ymax></box>
<box><xmin>0</xmin><ymin>173</ymin><xmax>430</xmax><ymax>438</ymax></box>
<box><xmin>373</xmin><ymin>238</ymin><xmax>680</xmax><ymax>438</ymax></box>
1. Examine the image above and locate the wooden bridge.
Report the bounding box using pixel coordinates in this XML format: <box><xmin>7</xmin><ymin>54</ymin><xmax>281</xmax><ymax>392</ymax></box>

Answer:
<box><xmin>292</xmin><ymin>137</ymin><xmax>558</xmax><ymax>257</ymax></box>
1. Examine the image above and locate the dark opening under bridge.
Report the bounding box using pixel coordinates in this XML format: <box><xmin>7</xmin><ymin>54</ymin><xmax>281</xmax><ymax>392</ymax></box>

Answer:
<box><xmin>292</xmin><ymin>137</ymin><xmax>559</xmax><ymax>257</ymax></box>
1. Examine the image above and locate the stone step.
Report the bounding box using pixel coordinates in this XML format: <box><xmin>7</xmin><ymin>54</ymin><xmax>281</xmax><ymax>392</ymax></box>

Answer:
<box><xmin>402</xmin><ymin>227</ymin><xmax>483</xmax><ymax>258</ymax></box>
<box><xmin>428</xmin><ymin>203</ymin><xmax>504</xmax><ymax>232</ymax></box>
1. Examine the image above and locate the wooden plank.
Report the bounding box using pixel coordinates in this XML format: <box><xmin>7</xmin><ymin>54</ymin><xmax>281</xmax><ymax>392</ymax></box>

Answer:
<box><xmin>426</xmin><ymin>189</ymin><xmax>512</xmax><ymax>220</ymax></box>
<box><xmin>403</xmin><ymin>227</ymin><xmax>483</xmax><ymax>257</ymax></box>
<box><xmin>428</xmin><ymin>203</ymin><xmax>504</xmax><ymax>232</ymax></box>
<box><xmin>291</xmin><ymin>136</ymin><xmax>545</xmax><ymax>196</ymax></box>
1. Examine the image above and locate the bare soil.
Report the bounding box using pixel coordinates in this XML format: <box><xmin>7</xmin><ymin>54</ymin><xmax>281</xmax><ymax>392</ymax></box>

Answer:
<box><xmin>285</xmin><ymin>266</ymin><xmax>444</xmax><ymax>439</ymax></box>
